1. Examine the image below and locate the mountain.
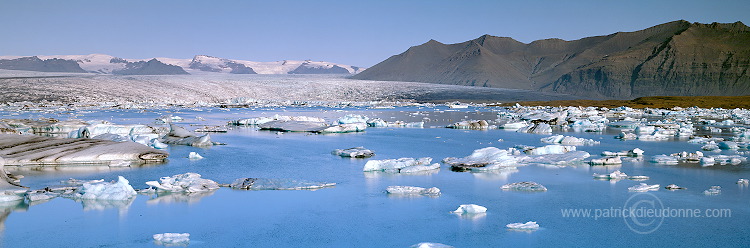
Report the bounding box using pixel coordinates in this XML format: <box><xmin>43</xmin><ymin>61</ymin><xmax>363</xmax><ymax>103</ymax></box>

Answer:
<box><xmin>186</xmin><ymin>55</ymin><xmax>364</xmax><ymax>75</ymax></box>
<box><xmin>0</xmin><ymin>56</ymin><xmax>87</xmax><ymax>73</ymax></box>
<box><xmin>0</xmin><ymin>54</ymin><xmax>365</xmax><ymax>75</ymax></box>
<box><xmin>353</xmin><ymin>20</ymin><xmax>750</xmax><ymax>99</ymax></box>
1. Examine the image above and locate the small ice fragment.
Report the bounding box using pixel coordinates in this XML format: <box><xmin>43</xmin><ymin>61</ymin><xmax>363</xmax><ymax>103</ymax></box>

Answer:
<box><xmin>628</xmin><ymin>175</ymin><xmax>649</xmax><ymax>180</ymax></box>
<box><xmin>523</xmin><ymin>145</ymin><xmax>576</xmax><ymax>155</ymax></box>
<box><xmin>593</xmin><ymin>170</ymin><xmax>628</xmax><ymax>180</ymax></box>
<box><xmin>704</xmin><ymin>186</ymin><xmax>721</xmax><ymax>195</ymax></box>
<box><xmin>0</xmin><ymin>191</ymin><xmax>24</xmax><ymax>202</ymax></box>
<box><xmin>737</xmin><ymin>179</ymin><xmax>749</xmax><ymax>185</ymax></box>
<box><xmin>385</xmin><ymin>186</ymin><xmax>441</xmax><ymax>196</ymax></box>
<box><xmin>501</xmin><ymin>181</ymin><xmax>547</xmax><ymax>192</ymax></box>
<box><xmin>75</xmin><ymin>176</ymin><xmax>137</xmax><ymax>200</ymax></box>
<box><xmin>628</xmin><ymin>183</ymin><xmax>660</xmax><ymax>192</ymax></box>
<box><xmin>188</xmin><ymin>152</ymin><xmax>204</xmax><ymax>160</ymax></box>
<box><xmin>363</xmin><ymin>157</ymin><xmax>432</xmax><ymax>172</ymax></box>
<box><xmin>145</xmin><ymin>173</ymin><xmax>219</xmax><ymax>193</ymax></box>
<box><xmin>410</xmin><ymin>242</ymin><xmax>453</xmax><ymax>248</ymax></box>
<box><xmin>506</xmin><ymin>221</ymin><xmax>540</xmax><ymax>230</ymax></box>
<box><xmin>332</xmin><ymin>147</ymin><xmax>375</xmax><ymax>158</ymax></box>
<box><xmin>589</xmin><ymin>156</ymin><xmax>622</xmax><ymax>165</ymax></box>
<box><xmin>452</xmin><ymin>204</ymin><xmax>487</xmax><ymax>214</ymax></box>
<box><xmin>230</xmin><ymin>178</ymin><xmax>336</xmax><ymax>190</ymax></box>
<box><xmin>153</xmin><ymin>233</ymin><xmax>189</xmax><ymax>246</ymax></box>
<box><xmin>665</xmin><ymin>184</ymin><xmax>686</xmax><ymax>190</ymax></box>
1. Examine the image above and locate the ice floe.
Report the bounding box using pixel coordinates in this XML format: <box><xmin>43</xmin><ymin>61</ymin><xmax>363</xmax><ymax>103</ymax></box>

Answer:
<box><xmin>443</xmin><ymin>147</ymin><xmax>519</xmax><ymax>171</ymax></box>
<box><xmin>506</xmin><ymin>221</ymin><xmax>540</xmax><ymax>230</ymax></box>
<box><xmin>385</xmin><ymin>186</ymin><xmax>440</xmax><ymax>196</ymax></box>
<box><xmin>452</xmin><ymin>204</ymin><xmax>487</xmax><ymax>214</ymax></box>
<box><xmin>229</xmin><ymin>178</ymin><xmax>335</xmax><ymax>190</ymax></box>
<box><xmin>71</xmin><ymin>176</ymin><xmax>137</xmax><ymax>200</ymax></box>
<box><xmin>593</xmin><ymin>170</ymin><xmax>628</xmax><ymax>180</ymax></box>
<box><xmin>704</xmin><ymin>186</ymin><xmax>721</xmax><ymax>195</ymax></box>
<box><xmin>589</xmin><ymin>156</ymin><xmax>622</xmax><ymax>165</ymax></box>
<box><xmin>363</xmin><ymin>157</ymin><xmax>435</xmax><ymax>173</ymax></box>
<box><xmin>145</xmin><ymin>173</ymin><xmax>219</xmax><ymax>193</ymax></box>
<box><xmin>161</xmin><ymin>124</ymin><xmax>216</xmax><ymax>147</ymax></box>
<box><xmin>332</xmin><ymin>147</ymin><xmax>374</xmax><ymax>158</ymax></box>
<box><xmin>501</xmin><ymin>181</ymin><xmax>547</xmax><ymax>192</ymax></box>
<box><xmin>516</xmin><ymin>123</ymin><xmax>552</xmax><ymax>134</ymax></box>
<box><xmin>665</xmin><ymin>184</ymin><xmax>686</xmax><ymax>190</ymax></box>
<box><xmin>188</xmin><ymin>152</ymin><xmax>204</xmax><ymax>160</ymax></box>
<box><xmin>447</xmin><ymin>120</ymin><xmax>490</xmax><ymax>129</ymax></box>
<box><xmin>738</xmin><ymin>178</ymin><xmax>749</xmax><ymax>185</ymax></box>
<box><xmin>153</xmin><ymin>233</ymin><xmax>190</xmax><ymax>246</ymax></box>
<box><xmin>523</xmin><ymin>145</ymin><xmax>576</xmax><ymax>155</ymax></box>
<box><xmin>628</xmin><ymin>183</ymin><xmax>660</xmax><ymax>192</ymax></box>
<box><xmin>540</xmin><ymin>135</ymin><xmax>600</xmax><ymax>145</ymax></box>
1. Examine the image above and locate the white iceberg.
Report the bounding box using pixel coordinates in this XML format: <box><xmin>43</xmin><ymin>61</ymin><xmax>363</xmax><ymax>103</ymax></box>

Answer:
<box><xmin>161</xmin><ymin>124</ymin><xmax>215</xmax><ymax>147</ymax></box>
<box><xmin>74</xmin><ymin>176</ymin><xmax>137</xmax><ymax>200</ymax></box>
<box><xmin>520</xmin><ymin>151</ymin><xmax>591</xmax><ymax>165</ymax></box>
<box><xmin>363</xmin><ymin>157</ymin><xmax>433</xmax><ymax>172</ymax></box>
<box><xmin>188</xmin><ymin>152</ymin><xmax>204</xmax><ymax>160</ymax></box>
<box><xmin>628</xmin><ymin>183</ymin><xmax>660</xmax><ymax>192</ymax></box>
<box><xmin>665</xmin><ymin>184</ymin><xmax>686</xmax><ymax>190</ymax></box>
<box><xmin>332</xmin><ymin>147</ymin><xmax>375</xmax><ymax>158</ymax></box>
<box><xmin>650</xmin><ymin>155</ymin><xmax>679</xmax><ymax>165</ymax></box>
<box><xmin>447</xmin><ymin>120</ymin><xmax>489</xmax><ymax>129</ymax></box>
<box><xmin>738</xmin><ymin>179</ymin><xmax>749</xmax><ymax>185</ymax></box>
<box><xmin>593</xmin><ymin>170</ymin><xmax>628</xmax><ymax>180</ymax></box>
<box><xmin>524</xmin><ymin>145</ymin><xmax>576</xmax><ymax>155</ymax></box>
<box><xmin>452</xmin><ymin>204</ymin><xmax>487</xmax><ymax>214</ymax></box>
<box><xmin>153</xmin><ymin>233</ymin><xmax>190</xmax><ymax>246</ymax></box>
<box><xmin>506</xmin><ymin>221</ymin><xmax>540</xmax><ymax>230</ymax></box>
<box><xmin>704</xmin><ymin>186</ymin><xmax>721</xmax><ymax>195</ymax></box>
<box><xmin>516</xmin><ymin>123</ymin><xmax>552</xmax><ymax>134</ymax></box>
<box><xmin>229</xmin><ymin>178</ymin><xmax>335</xmax><ymax>190</ymax></box>
<box><xmin>501</xmin><ymin>182</ymin><xmax>547</xmax><ymax>192</ymax></box>
<box><xmin>385</xmin><ymin>186</ymin><xmax>441</xmax><ymax>196</ymax></box>
<box><xmin>145</xmin><ymin>173</ymin><xmax>219</xmax><ymax>193</ymax></box>
<box><xmin>443</xmin><ymin>147</ymin><xmax>519</xmax><ymax>171</ymax></box>
<box><xmin>589</xmin><ymin>156</ymin><xmax>622</xmax><ymax>165</ymax></box>
<box><xmin>337</xmin><ymin>114</ymin><xmax>369</xmax><ymax>124</ymax></box>
<box><xmin>540</xmin><ymin>135</ymin><xmax>600</xmax><ymax>145</ymax></box>
<box><xmin>410</xmin><ymin>242</ymin><xmax>453</xmax><ymax>248</ymax></box>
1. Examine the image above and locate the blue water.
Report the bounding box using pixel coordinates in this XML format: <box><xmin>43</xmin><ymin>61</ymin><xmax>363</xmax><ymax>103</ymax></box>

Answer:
<box><xmin>1</xmin><ymin>107</ymin><xmax>749</xmax><ymax>247</ymax></box>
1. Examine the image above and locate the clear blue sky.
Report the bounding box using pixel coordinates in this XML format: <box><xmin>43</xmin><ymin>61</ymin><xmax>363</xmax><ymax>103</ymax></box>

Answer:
<box><xmin>1</xmin><ymin>0</ymin><xmax>748</xmax><ymax>67</ymax></box>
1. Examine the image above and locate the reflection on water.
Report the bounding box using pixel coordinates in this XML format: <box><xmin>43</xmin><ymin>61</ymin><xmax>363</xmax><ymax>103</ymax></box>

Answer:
<box><xmin>453</xmin><ymin>212</ymin><xmax>487</xmax><ymax>221</ymax></box>
<box><xmin>470</xmin><ymin>167</ymin><xmax>518</xmax><ymax>181</ymax></box>
<box><xmin>74</xmin><ymin>198</ymin><xmax>135</xmax><ymax>212</ymax></box>
<box><xmin>144</xmin><ymin>191</ymin><xmax>216</xmax><ymax>205</ymax></box>
<box><xmin>0</xmin><ymin>200</ymin><xmax>27</xmax><ymax>232</ymax></box>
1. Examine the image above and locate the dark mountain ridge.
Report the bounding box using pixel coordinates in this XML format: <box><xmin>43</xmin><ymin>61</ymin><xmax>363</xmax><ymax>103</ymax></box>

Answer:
<box><xmin>353</xmin><ymin>20</ymin><xmax>750</xmax><ymax>99</ymax></box>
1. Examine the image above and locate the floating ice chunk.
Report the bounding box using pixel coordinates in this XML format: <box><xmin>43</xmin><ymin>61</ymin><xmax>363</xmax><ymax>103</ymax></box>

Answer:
<box><xmin>703</xmin><ymin>186</ymin><xmax>721</xmax><ymax>195</ymax></box>
<box><xmin>188</xmin><ymin>152</ymin><xmax>204</xmax><ymax>160</ymax></box>
<box><xmin>337</xmin><ymin>114</ymin><xmax>369</xmax><ymax>124</ymax></box>
<box><xmin>443</xmin><ymin>147</ymin><xmax>519</xmax><ymax>171</ymax></box>
<box><xmin>665</xmin><ymin>184</ymin><xmax>686</xmax><ymax>190</ymax></box>
<box><xmin>738</xmin><ymin>179</ymin><xmax>749</xmax><ymax>185</ymax></box>
<box><xmin>318</xmin><ymin>123</ymin><xmax>367</xmax><ymax>133</ymax></box>
<box><xmin>700</xmin><ymin>144</ymin><xmax>719</xmax><ymax>151</ymax></box>
<box><xmin>366</xmin><ymin>118</ymin><xmax>387</xmax><ymax>127</ymax></box>
<box><xmin>385</xmin><ymin>186</ymin><xmax>441</xmax><ymax>196</ymax></box>
<box><xmin>161</xmin><ymin>124</ymin><xmax>215</xmax><ymax>147</ymax></box>
<box><xmin>506</xmin><ymin>221</ymin><xmax>540</xmax><ymax>230</ymax></box>
<box><xmin>524</xmin><ymin>145</ymin><xmax>576</xmax><ymax>155</ymax></box>
<box><xmin>593</xmin><ymin>170</ymin><xmax>628</xmax><ymax>180</ymax></box>
<box><xmin>608</xmin><ymin>120</ymin><xmax>640</xmax><ymax>129</ymax></box>
<box><xmin>452</xmin><ymin>204</ymin><xmax>487</xmax><ymax>214</ymax></box>
<box><xmin>0</xmin><ymin>191</ymin><xmax>24</xmax><ymax>202</ymax></box>
<box><xmin>635</xmin><ymin>125</ymin><xmax>655</xmax><ymax>134</ymax></box>
<box><xmin>500</xmin><ymin>121</ymin><xmax>527</xmax><ymax>130</ymax></box>
<box><xmin>516</xmin><ymin>123</ymin><xmax>552</xmax><ymax>134</ymax></box>
<box><xmin>399</xmin><ymin>163</ymin><xmax>440</xmax><ymax>173</ymax></box>
<box><xmin>650</xmin><ymin>155</ymin><xmax>679</xmax><ymax>165</ymax></box>
<box><xmin>72</xmin><ymin>123</ymin><xmax>157</xmax><ymax>139</ymax></box>
<box><xmin>718</xmin><ymin>141</ymin><xmax>739</xmax><ymax>150</ymax></box>
<box><xmin>231</xmin><ymin>115</ymin><xmax>325</xmax><ymax>126</ymax></box>
<box><xmin>363</xmin><ymin>157</ymin><xmax>432</xmax><ymax>172</ymax></box>
<box><xmin>501</xmin><ymin>181</ymin><xmax>547</xmax><ymax>192</ymax></box>
<box><xmin>616</xmin><ymin>132</ymin><xmax>637</xmax><ymax>140</ymax></box>
<box><xmin>26</xmin><ymin>190</ymin><xmax>58</xmax><ymax>202</ymax></box>
<box><xmin>74</xmin><ymin>176</ymin><xmax>137</xmax><ymax>200</ymax></box>
<box><xmin>540</xmin><ymin>135</ymin><xmax>600</xmax><ymax>146</ymax></box>
<box><xmin>628</xmin><ymin>183</ymin><xmax>660</xmax><ymax>192</ymax></box>
<box><xmin>520</xmin><ymin>151</ymin><xmax>590</xmax><ymax>165</ymax></box>
<box><xmin>229</xmin><ymin>178</ymin><xmax>335</xmax><ymax>190</ymax></box>
<box><xmin>145</xmin><ymin>173</ymin><xmax>219</xmax><ymax>193</ymax></box>
<box><xmin>628</xmin><ymin>175</ymin><xmax>650</xmax><ymax>180</ymax></box>
<box><xmin>332</xmin><ymin>147</ymin><xmax>375</xmax><ymax>158</ymax></box>
<box><xmin>153</xmin><ymin>233</ymin><xmax>189</xmax><ymax>246</ymax></box>
<box><xmin>410</xmin><ymin>242</ymin><xmax>453</xmax><ymax>248</ymax></box>
<box><xmin>447</xmin><ymin>120</ymin><xmax>489</xmax><ymax>129</ymax></box>
<box><xmin>570</xmin><ymin>119</ymin><xmax>606</xmax><ymax>132</ymax></box>
<box><xmin>589</xmin><ymin>156</ymin><xmax>622</xmax><ymax>165</ymax></box>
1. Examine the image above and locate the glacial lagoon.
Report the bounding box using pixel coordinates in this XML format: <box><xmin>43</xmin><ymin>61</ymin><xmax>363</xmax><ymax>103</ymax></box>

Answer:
<box><xmin>1</xmin><ymin>106</ymin><xmax>749</xmax><ymax>247</ymax></box>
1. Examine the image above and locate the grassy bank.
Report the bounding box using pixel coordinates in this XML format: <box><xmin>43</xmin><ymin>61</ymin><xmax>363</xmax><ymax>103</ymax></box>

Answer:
<box><xmin>496</xmin><ymin>96</ymin><xmax>750</xmax><ymax>109</ymax></box>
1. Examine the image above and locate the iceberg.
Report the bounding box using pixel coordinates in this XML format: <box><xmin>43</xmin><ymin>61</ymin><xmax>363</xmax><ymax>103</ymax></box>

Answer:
<box><xmin>540</xmin><ymin>135</ymin><xmax>600</xmax><ymax>145</ymax></box>
<box><xmin>589</xmin><ymin>156</ymin><xmax>622</xmax><ymax>165</ymax></box>
<box><xmin>516</xmin><ymin>123</ymin><xmax>552</xmax><ymax>134</ymax></box>
<box><xmin>318</xmin><ymin>123</ymin><xmax>367</xmax><ymax>133</ymax></box>
<box><xmin>410</xmin><ymin>242</ymin><xmax>454</xmax><ymax>248</ymax></box>
<box><xmin>188</xmin><ymin>152</ymin><xmax>204</xmax><ymax>160</ymax></box>
<box><xmin>628</xmin><ymin>183</ymin><xmax>660</xmax><ymax>192</ymax></box>
<box><xmin>593</xmin><ymin>170</ymin><xmax>628</xmax><ymax>180</ymax></box>
<box><xmin>363</xmin><ymin>157</ymin><xmax>433</xmax><ymax>172</ymax></box>
<box><xmin>443</xmin><ymin>147</ymin><xmax>519</xmax><ymax>171</ymax></box>
<box><xmin>0</xmin><ymin>191</ymin><xmax>24</xmax><ymax>202</ymax></box>
<box><xmin>0</xmin><ymin>134</ymin><xmax>168</xmax><ymax>166</ymax></box>
<box><xmin>153</xmin><ymin>233</ymin><xmax>190</xmax><ymax>246</ymax></box>
<box><xmin>161</xmin><ymin>124</ymin><xmax>215</xmax><ymax>147</ymax></box>
<box><xmin>520</xmin><ymin>151</ymin><xmax>590</xmax><ymax>165</ymax></box>
<box><xmin>385</xmin><ymin>186</ymin><xmax>441</xmax><ymax>196</ymax></box>
<box><xmin>452</xmin><ymin>204</ymin><xmax>487</xmax><ymax>214</ymax></box>
<box><xmin>332</xmin><ymin>147</ymin><xmax>374</xmax><ymax>158</ymax></box>
<box><xmin>70</xmin><ymin>123</ymin><xmax>156</xmax><ymax>139</ymax></box>
<box><xmin>499</xmin><ymin>121</ymin><xmax>527</xmax><ymax>130</ymax></box>
<box><xmin>718</xmin><ymin>141</ymin><xmax>739</xmax><ymax>150</ymax></box>
<box><xmin>73</xmin><ymin>176</ymin><xmax>137</xmax><ymax>200</ymax></box>
<box><xmin>506</xmin><ymin>221</ymin><xmax>540</xmax><ymax>230</ymax></box>
<box><xmin>337</xmin><ymin>114</ymin><xmax>368</xmax><ymax>124</ymax></box>
<box><xmin>616</xmin><ymin>132</ymin><xmax>637</xmax><ymax>140</ymax></box>
<box><xmin>570</xmin><ymin>119</ymin><xmax>606</xmax><ymax>132</ymax></box>
<box><xmin>704</xmin><ymin>186</ymin><xmax>721</xmax><ymax>195</ymax></box>
<box><xmin>524</xmin><ymin>145</ymin><xmax>576</xmax><ymax>155</ymax></box>
<box><xmin>501</xmin><ymin>181</ymin><xmax>547</xmax><ymax>192</ymax></box>
<box><xmin>650</xmin><ymin>155</ymin><xmax>679</xmax><ymax>165</ymax></box>
<box><xmin>601</xmin><ymin>148</ymin><xmax>644</xmax><ymax>157</ymax></box>
<box><xmin>737</xmin><ymin>179</ymin><xmax>749</xmax><ymax>185</ymax></box>
<box><xmin>145</xmin><ymin>173</ymin><xmax>219</xmax><ymax>193</ymax></box>
<box><xmin>665</xmin><ymin>184</ymin><xmax>686</xmax><ymax>190</ymax></box>
<box><xmin>229</xmin><ymin>178</ymin><xmax>335</xmax><ymax>190</ymax></box>
<box><xmin>26</xmin><ymin>189</ymin><xmax>58</xmax><ymax>202</ymax></box>
<box><xmin>398</xmin><ymin>163</ymin><xmax>440</xmax><ymax>173</ymax></box>
<box><xmin>231</xmin><ymin>115</ymin><xmax>325</xmax><ymax>126</ymax></box>
<box><xmin>447</xmin><ymin>120</ymin><xmax>489</xmax><ymax>129</ymax></box>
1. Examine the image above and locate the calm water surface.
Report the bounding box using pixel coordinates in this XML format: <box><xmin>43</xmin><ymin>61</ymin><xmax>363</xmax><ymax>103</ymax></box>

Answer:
<box><xmin>1</xmin><ymin>107</ymin><xmax>749</xmax><ymax>247</ymax></box>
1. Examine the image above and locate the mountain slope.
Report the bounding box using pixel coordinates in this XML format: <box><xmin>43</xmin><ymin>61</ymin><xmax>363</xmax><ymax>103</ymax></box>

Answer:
<box><xmin>354</xmin><ymin>20</ymin><xmax>750</xmax><ymax>99</ymax></box>
<box><xmin>0</xmin><ymin>56</ymin><xmax>87</xmax><ymax>73</ymax></box>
